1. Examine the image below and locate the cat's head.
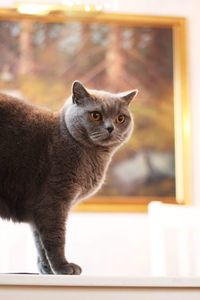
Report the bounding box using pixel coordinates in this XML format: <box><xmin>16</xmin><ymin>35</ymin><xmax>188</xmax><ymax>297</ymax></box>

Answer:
<box><xmin>63</xmin><ymin>81</ymin><xmax>138</xmax><ymax>149</ymax></box>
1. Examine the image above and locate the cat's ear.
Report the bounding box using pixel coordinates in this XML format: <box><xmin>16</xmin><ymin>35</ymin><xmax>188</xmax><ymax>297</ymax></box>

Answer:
<box><xmin>72</xmin><ymin>81</ymin><xmax>90</xmax><ymax>104</ymax></box>
<box><xmin>120</xmin><ymin>89</ymin><xmax>138</xmax><ymax>105</ymax></box>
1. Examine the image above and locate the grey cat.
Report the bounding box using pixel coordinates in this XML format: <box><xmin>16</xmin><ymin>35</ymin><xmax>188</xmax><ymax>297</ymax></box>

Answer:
<box><xmin>0</xmin><ymin>81</ymin><xmax>138</xmax><ymax>275</ymax></box>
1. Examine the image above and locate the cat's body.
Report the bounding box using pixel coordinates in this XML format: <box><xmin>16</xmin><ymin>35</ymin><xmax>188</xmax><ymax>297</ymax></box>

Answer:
<box><xmin>0</xmin><ymin>81</ymin><xmax>137</xmax><ymax>274</ymax></box>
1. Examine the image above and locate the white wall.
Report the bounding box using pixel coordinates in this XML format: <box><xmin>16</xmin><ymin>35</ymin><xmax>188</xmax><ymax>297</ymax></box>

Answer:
<box><xmin>0</xmin><ymin>0</ymin><xmax>200</xmax><ymax>276</ymax></box>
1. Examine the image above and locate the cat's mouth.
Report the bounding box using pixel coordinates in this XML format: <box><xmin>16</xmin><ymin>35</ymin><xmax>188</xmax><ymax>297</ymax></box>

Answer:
<box><xmin>90</xmin><ymin>133</ymin><xmax>119</xmax><ymax>146</ymax></box>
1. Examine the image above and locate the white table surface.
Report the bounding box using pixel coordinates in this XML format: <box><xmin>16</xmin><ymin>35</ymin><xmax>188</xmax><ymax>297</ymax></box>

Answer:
<box><xmin>1</xmin><ymin>275</ymin><xmax>200</xmax><ymax>300</ymax></box>
<box><xmin>0</xmin><ymin>274</ymin><xmax>200</xmax><ymax>287</ymax></box>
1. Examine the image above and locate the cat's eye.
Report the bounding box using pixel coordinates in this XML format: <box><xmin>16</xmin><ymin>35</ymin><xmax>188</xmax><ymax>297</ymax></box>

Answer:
<box><xmin>116</xmin><ymin>115</ymin><xmax>125</xmax><ymax>124</ymax></box>
<box><xmin>89</xmin><ymin>111</ymin><xmax>102</xmax><ymax>121</ymax></box>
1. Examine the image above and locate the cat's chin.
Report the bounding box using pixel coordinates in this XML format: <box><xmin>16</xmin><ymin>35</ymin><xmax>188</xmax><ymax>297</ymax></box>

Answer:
<box><xmin>90</xmin><ymin>135</ymin><xmax>121</xmax><ymax>148</ymax></box>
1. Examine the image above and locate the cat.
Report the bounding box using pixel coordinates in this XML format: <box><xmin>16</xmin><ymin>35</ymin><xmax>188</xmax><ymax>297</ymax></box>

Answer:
<box><xmin>0</xmin><ymin>81</ymin><xmax>138</xmax><ymax>275</ymax></box>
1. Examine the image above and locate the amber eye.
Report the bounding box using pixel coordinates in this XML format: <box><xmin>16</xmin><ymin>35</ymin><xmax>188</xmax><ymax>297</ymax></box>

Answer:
<box><xmin>90</xmin><ymin>111</ymin><xmax>102</xmax><ymax>121</ymax></box>
<box><xmin>116</xmin><ymin>115</ymin><xmax>125</xmax><ymax>124</ymax></box>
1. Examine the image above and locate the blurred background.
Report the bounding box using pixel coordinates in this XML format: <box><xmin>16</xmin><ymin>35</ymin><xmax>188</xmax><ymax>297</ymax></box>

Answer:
<box><xmin>0</xmin><ymin>0</ymin><xmax>200</xmax><ymax>278</ymax></box>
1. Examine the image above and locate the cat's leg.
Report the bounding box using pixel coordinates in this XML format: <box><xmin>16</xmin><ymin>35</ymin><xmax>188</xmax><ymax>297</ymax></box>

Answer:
<box><xmin>32</xmin><ymin>229</ymin><xmax>53</xmax><ymax>274</ymax></box>
<box><xmin>34</xmin><ymin>214</ymin><xmax>82</xmax><ymax>275</ymax></box>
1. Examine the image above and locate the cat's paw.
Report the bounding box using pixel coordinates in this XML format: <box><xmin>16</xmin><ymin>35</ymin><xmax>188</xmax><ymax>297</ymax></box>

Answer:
<box><xmin>38</xmin><ymin>257</ymin><xmax>54</xmax><ymax>274</ymax></box>
<box><xmin>55</xmin><ymin>262</ymin><xmax>82</xmax><ymax>275</ymax></box>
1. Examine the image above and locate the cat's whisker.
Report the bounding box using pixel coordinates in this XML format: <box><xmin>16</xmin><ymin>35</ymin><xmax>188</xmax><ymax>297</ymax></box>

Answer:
<box><xmin>90</xmin><ymin>132</ymin><xmax>108</xmax><ymax>140</ymax></box>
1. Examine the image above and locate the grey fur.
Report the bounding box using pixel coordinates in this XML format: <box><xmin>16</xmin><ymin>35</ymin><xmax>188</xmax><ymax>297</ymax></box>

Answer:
<box><xmin>0</xmin><ymin>81</ymin><xmax>138</xmax><ymax>274</ymax></box>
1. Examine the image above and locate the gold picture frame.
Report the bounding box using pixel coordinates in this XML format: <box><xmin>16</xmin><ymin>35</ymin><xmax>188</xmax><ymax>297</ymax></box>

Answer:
<box><xmin>0</xmin><ymin>10</ymin><xmax>191</xmax><ymax>212</ymax></box>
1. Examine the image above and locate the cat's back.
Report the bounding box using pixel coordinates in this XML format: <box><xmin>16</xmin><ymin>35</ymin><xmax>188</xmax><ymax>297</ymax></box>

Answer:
<box><xmin>0</xmin><ymin>93</ymin><xmax>56</xmax><ymax>138</ymax></box>
<box><xmin>0</xmin><ymin>93</ymin><xmax>33</xmax><ymax>145</ymax></box>
<box><xmin>0</xmin><ymin>93</ymin><xmax>30</xmax><ymax>117</ymax></box>
<box><xmin>0</xmin><ymin>93</ymin><xmax>50</xmax><ymax>126</ymax></box>
<box><xmin>0</xmin><ymin>93</ymin><xmax>55</xmax><ymax>160</ymax></box>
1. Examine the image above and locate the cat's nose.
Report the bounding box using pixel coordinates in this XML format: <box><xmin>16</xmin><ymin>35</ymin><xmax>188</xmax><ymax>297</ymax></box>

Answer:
<box><xmin>106</xmin><ymin>126</ymin><xmax>114</xmax><ymax>134</ymax></box>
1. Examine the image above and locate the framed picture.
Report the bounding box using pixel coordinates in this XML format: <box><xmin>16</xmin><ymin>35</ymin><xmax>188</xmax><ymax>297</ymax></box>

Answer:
<box><xmin>0</xmin><ymin>11</ymin><xmax>190</xmax><ymax>212</ymax></box>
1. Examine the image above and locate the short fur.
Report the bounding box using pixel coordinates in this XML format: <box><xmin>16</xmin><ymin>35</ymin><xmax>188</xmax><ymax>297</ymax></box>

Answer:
<box><xmin>0</xmin><ymin>81</ymin><xmax>137</xmax><ymax>274</ymax></box>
